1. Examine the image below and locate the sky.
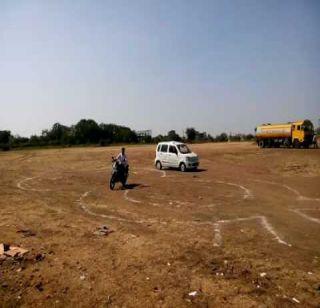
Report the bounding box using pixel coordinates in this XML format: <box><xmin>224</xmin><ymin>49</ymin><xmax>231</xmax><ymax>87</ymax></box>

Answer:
<box><xmin>0</xmin><ymin>0</ymin><xmax>319</xmax><ymax>137</ymax></box>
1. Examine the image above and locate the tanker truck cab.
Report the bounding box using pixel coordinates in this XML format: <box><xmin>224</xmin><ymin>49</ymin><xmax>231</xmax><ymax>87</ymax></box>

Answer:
<box><xmin>155</xmin><ymin>141</ymin><xmax>199</xmax><ymax>172</ymax></box>
<box><xmin>292</xmin><ymin>120</ymin><xmax>314</xmax><ymax>148</ymax></box>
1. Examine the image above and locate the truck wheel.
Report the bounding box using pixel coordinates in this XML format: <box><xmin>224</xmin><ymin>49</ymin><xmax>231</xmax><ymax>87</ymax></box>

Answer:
<box><xmin>293</xmin><ymin>140</ymin><xmax>300</xmax><ymax>149</ymax></box>
<box><xmin>180</xmin><ymin>163</ymin><xmax>187</xmax><ymax>172</ymax></box>
<box><xmin>284</xmin><ymin>139</ymin><xmax>290</xmax><ymax>148</ymax></box>
<box><xmin>156</xmin><ymin>161</ymin><xmax>162</xmax><ymax>170</ymax></box>
<box><xmin>265</xmin><ymin>139</ymin><xmax>271</xmax><ymax>148</ymax></box>
<box><xmin>258</xmin><ymin>140</ymin><xmax>264</xmax><ymax>148</ymax></box>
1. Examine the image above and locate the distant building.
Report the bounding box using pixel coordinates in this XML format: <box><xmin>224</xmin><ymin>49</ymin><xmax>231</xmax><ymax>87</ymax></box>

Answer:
<box><xmin>136</xmin><ymin>130</ymin><xmax>152</xmax><ymax>142</ymax></box>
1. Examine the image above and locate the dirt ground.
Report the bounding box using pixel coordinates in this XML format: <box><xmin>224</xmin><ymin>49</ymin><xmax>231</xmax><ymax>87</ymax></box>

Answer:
<box><xmin>0</xmin><ymin>142</ymin><xmax>320</xmax><ymax>307</ymax></box>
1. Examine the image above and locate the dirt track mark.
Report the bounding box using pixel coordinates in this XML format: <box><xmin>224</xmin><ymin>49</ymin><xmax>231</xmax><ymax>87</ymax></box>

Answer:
<box><xmin>290</xmin><ymin>208</ymin><xmax>320</xmax><ymax>224</ymax></box>
<box><xmin>77</xmin><ymin>191</ymin><xmax>136</xmax><ymax>223</ymax></box>
<box><xmin>253</xmin><ymin>179</ymin><xmax>320</xmax><ymax>202</ymax></box>
<box><xmin>213</xmin><ymin>215</ymin><xmax>291</xmax><ymax>247</ymax></box>
<box><xmin>215</xmin><ymin>180</ymin><xmax>253</xmax><ymax>200</ymax></box>
<box><xmin>143</xmin><ymin>167</ymin><xmax>167</xmax><ymax>178</ymax></box>
<box><xmin>252</xmin><ymin>179</ymin><xmax>320</xmax><ymax>224</ymax></box>
<box><xmin>17</xmin><ymin>177</ymin><xmax>51</xmax><ymax>192</ymax></box>
<box><xmin>124</xmin><ymin>190</ymin><xmax>141</xmax><ymax>204</ymax></box>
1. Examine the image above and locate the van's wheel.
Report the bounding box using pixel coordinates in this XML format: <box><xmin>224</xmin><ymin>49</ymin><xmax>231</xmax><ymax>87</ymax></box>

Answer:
<box><xmin>180</xmin><ymin>163</ymin><xmax>187</xmax><ymax>172</ymax></box>
<box><xmin>156</xmin><ymin>161</ymin><xmax>162</xmax><ymax>170</ymax></box>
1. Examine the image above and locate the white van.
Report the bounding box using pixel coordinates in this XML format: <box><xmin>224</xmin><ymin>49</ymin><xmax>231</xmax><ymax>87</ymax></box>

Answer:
<box><xmin>155</xmin><ymin>141</ymin><xmax>199</xmax><ymax>172</ymax></box>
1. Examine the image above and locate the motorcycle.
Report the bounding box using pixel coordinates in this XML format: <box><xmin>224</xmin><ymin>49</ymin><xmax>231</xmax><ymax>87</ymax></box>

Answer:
<box><xmin>109</xmin><ymin>157</ymin><xmax>128</xmax><ymax>190</ymax></box>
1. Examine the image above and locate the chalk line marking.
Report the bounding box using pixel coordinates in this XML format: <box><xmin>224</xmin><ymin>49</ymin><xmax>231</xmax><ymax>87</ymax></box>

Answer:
<box><xmin>149</xmin><ymin>202</ymin><xmax>161</xmax><ymax>207</ymax></box>
<box><xmin>196</xmin><ymin>179</ymin><xmax>212</xmax><ymax>183</ymax></box>
<box><xmin>124</xmin><ymin>190</ymin><xmax>142</xmax><ymax>204</ymax></box>
<box><xmin>17</xmin><ymin>177</ymin><xmax>51</xmax><ymax>192</ymax></box>
<box><xmin>15</xmin><ymin>177</ymin><xmax>63</xmax><ymax>214</ymax></box>
<box><xmin>215</xmin><ymin>180</ymin><xmax>253</xmax><ymax>200</ymax></box>
<box><xmin>282</xmin><ymin>184</ymin><xmax>320</xmax><ymax>202</ymax></box>
<box><xmin>78</xmin><ymin>191</ymin><xmax>292</xmax><ymax>248</ymax></box>
<box><xmin>143</xmin><ymin>167</ymin><xmax>167</xmax><ymax>178</ymax></box>
<box><xmin>77</xmin><ymin>191</ymin><xmax>135</xmax><ymax>223</ymax></box>
<box><xmin>78</xmin><ymin>191</ymin><xmax>219</xmax><ymax>228</ymax></box>
<box><xmin>290</xmin><ymin>208</ymin><xmax>320</xmax><ymax>224</ymax></box>
<box><xmin>153</xmin><ymin>169</ymin><xmax>167</xmax><ymax>178</ymax></box>
<box><xmin>213</xmin><ymin>222</ymin><xmax>222</xmax><ymax>247</ymax></box>
<box><xmin>253</xmin><ymin>179</ymin><xmax>320</xmax><ymax>202</ymax></box>
<box><xmin>213</xmin><ymin>215</ymin><xmax>291</xmax><ymax>247</ymax></box>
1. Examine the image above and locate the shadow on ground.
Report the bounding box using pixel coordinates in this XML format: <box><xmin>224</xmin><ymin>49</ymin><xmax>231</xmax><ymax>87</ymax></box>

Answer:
<box><xmin>164</xmin><ymin>168</ymin><xmax>207</xmax><ymax>173</ymax></box>
<box><xmin>125</xmin><ymin>183</ymin><xmax>141</xmax><ymax>190</ymax></box>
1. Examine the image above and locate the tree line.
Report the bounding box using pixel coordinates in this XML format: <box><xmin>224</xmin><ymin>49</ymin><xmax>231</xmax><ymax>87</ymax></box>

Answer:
<box><xmin>0</xmin><ymin>119</ymin><xmax>255</xmax><ymax>151</ymax></box>
<box><xmin>153</xmin><ymin>128</ymin><xmax>254</xmax><ymax>143</ymax></box>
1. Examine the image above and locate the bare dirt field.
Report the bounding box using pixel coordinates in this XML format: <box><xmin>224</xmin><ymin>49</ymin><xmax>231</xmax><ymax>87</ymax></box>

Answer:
<box><xmin>1</xmin><ymin>142</ymin><xmax>320</xmax><ymax>307</ymax></box>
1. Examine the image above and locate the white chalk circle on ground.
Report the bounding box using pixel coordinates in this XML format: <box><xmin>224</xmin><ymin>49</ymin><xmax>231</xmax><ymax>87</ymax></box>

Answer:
<box><xmin>290</xmin><ymin>208</ymin><xmax>320</xmax><ymax>225</ymax></box>
<box><xmin>16</xmin><ymin>169</ymin><xmax>293</xmax><ymax>250</ymax></box>
<box><xmin>17</xmin><ymin>177</ymin><xmax>51</xmax><ymax>192</ymax></box>
<box><xmin>77</xmin><ymin>191</ymin><xmax>138</xmax><ymax>223</ymax></box>
<box><xmin>252</xmin><ymin>179</ymin><xmax>320</xmax><ymax>224</ymax></box>
<box><xmin>253</xmin><ymin>179</ymin><xmax>320</xmax><ymax>202</ymax></box>
<box><xmin>213</xmin><ymin>215</ymin><xmax>291</xmax><ymax>247</ymax></box>
<box><xmin>215</xmin><ymin>180</ymin><xmax>253</xmax><ymax>200</ymax></box>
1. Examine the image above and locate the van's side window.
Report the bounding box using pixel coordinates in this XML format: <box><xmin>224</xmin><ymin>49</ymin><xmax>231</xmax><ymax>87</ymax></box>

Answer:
<box><xmin>161</xmin><ymin>145</ymin><xmax>168</xmax><ymax>152</ymax></box>
<box><xmin>157</xmin><ymin>145</ymin><xmax>161</xmax><ymax>152</ymax></box>
<box><xmin>169</xmin><ymin>146</ymin><xmax>177</xmax><ymax>154</ymax></box>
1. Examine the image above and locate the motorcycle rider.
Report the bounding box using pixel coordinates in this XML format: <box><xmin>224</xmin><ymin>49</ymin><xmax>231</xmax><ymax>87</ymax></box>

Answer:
<box><xmin>116</xmin><ymin>147</ymin><xmax>129</xmax><ymax>186</ymax></box>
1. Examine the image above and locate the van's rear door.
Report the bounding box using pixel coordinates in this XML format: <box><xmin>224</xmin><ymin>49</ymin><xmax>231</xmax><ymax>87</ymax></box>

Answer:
<box><xmin>159</xmin><ymin>144</ymin><xmax>169</xmax><ymax>166</ymax></box>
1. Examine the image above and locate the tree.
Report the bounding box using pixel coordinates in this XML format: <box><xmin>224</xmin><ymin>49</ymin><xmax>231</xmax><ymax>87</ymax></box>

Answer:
<box><xmin>0</xmin><ymin>130</ymin><xmax>11</xmax><ymax>150</ymax></box>
<box><xmin>244</xmin><ymin>134</ymin><xmax>254</xmax><ymax>141</ymax></box>
<box><xmin>74</xmin><ymin>119</ymin><xmax>100</xmax><ymax>144</ymax></box>
<box><xmin>215</xmin><ymin>132</ymin><xmax>228</xmax><ymax>142</ymax></box>
<box><xmin>153</xmin><ymin>135</ymin><xmax>164</xmax><ymax>143</ymax></box>
<box><xmin>208</xmin><ymin>134</ymin><xmax>214</xmax><ymax>141</ymax></box>
<box><xmin>48</xmin><ymin>123</ymin><xmax>71</xmax><ymax>144</ymax></box>
<box><xmin>29</xmin><ymin>135</ymin><xmax>42</xmax><ymax>146</ymax></box>
<box><xmin>185</xmin><ymin>128</ymin><xmax>197</xmax><ymax>141</ymax></box>
<box><xmin>100</xmin><ymin>124</ymin><xmax>138</xmax><ymax>144</ymax></box>
<box><xmin>11</xmin><ymin>135</ymin><xmax>29</xmax><ymax>147</ymax></box>
<box><xmin>228</xmin><ymin>134</ymin><xmax>241</xmax><ymax>142</ymax></box>
<box><xmin>195</xmin><ymin>131</ymin><xmax>208</xmax><ymax>141</ymax></box>
<box><xmin>114</xmin><ymin>125</ymin><xmax>138</xmax><ymax>143</ymax></box>
<box><xmin>167</xmin><ymin>130</ymin><xmax>181</xmax><ymax>141</ymax></box>
<box><xmin>99</xmin><ymin>124</ymin><xmax>113</xmax><ymax>145</ymax></box>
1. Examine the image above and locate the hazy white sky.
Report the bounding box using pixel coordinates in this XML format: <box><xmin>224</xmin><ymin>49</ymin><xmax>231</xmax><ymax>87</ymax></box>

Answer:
<box><xmin>0</xmin><ymin>0</ymin><xmax>319</xmax><ymax>137</ymax></box>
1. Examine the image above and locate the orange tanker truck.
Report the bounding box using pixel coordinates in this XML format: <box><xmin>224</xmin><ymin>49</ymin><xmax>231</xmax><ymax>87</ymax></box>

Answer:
<box><xmin>255</xmin><ymin>119</ymin><xmax>314</xmax><ymax>148</ymax></box>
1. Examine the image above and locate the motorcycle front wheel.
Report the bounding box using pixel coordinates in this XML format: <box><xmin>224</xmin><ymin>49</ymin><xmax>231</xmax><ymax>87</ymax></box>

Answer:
<box><xmin>110</xmin><ymin>177</ymin><xmax>116</xmax><ymax>190</ymax></box>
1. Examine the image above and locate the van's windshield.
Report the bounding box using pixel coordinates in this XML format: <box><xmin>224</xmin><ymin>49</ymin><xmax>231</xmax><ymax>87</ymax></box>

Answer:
<box><xmin>177</xmin><ymin>144</ymin><xmax>191</xmax><ymax>154</ymax></box>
